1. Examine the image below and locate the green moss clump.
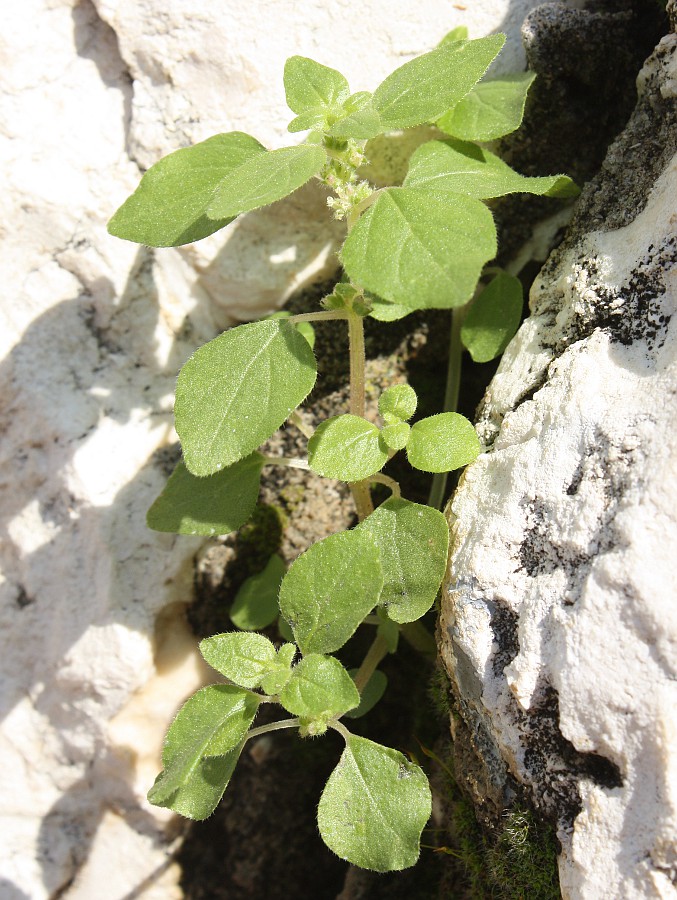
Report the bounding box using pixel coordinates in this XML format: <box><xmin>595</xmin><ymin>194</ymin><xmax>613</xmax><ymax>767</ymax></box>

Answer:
<box><xmin>237</xmin><ymin>503</ymin><xmax>287</xmax><ymax>575</ymax></box>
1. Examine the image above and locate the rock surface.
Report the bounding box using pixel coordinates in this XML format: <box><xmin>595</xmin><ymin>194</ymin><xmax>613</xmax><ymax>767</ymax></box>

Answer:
<box><xmin>0</xmin><ymin>1</ymin><xmax>548</xmax><ymax>897</ymax></box>
<box><xmin>441</xmin><ymin>18</ymin><xmax>677</xmax><ymax>900</ymax></box>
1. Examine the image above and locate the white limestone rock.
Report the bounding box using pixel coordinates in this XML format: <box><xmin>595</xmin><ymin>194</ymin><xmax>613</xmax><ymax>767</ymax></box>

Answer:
<box><xmin>441</xmin><ymin>30</ymin><xmax>677</xmax><ymax>900</ymax></box>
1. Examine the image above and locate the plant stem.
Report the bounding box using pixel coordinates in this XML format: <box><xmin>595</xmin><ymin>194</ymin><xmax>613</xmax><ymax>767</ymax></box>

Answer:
<box><xmin>262</xmin><ymin>456</ymin><xmax>310</xmax><ymax>470</ymax></box>
<box><xmin>289</xmin><ymin>309</ymin><xmax>349</xmax><ymax>324</ymax></box>
<box><xmin>427</xmin><ymin>306</ymin><xmax>464</xmax><ymax>511</ymax></box>
<box><xmin>287</xmin><ymin>409</ymin><xmax>314</xmax><ymax>439</ymax></box>
<box><xmin>245</xmin><ymin>718</ymin><xmax>301</xmax><ymax>743</ymax></box>
<box><xmin>347</xmin><ymin>308</ymin><xmax>374</xmax><ymax>521</ymax></box>
<box><xmin>400</xmin><ymin>621</ymin><xmax>437</xmax><ymax>657</ymax></box>
<box><xmin>353</xmin><ymin>632</ymin><xmax>389</xmax><ymax>693</ymax></box>
<box><xmin>368</xmin><ymin>472</ymin><xmax>401</xmax><ymax>498</ymax></box>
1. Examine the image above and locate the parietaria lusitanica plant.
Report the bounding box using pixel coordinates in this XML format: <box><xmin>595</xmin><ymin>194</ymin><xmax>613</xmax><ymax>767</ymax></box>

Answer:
<box><xmin>108</xmin><ymin>25</ymin><xmax>577</xmax><ymax>873</ymax></box>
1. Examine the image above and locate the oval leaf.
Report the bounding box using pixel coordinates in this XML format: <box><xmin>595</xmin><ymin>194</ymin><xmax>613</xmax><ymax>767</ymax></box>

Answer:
<box><xmin>318</xmin><ymin>734</ymin><xmax>432</xmax><ymax>871</ymax></box>
<box><xmin>381</xmin><ymin>422</ymin><xmax>410</xmax><ymax>452</ymax></box>
<box><xmin>199</xmin><ymin>632</ymin><xmax>277</xmax><ymax>689</ymax></box>
<box><xmin>207</xmin><ymin>144</ymin><xmax>327</xmax><ymax>219</ymax></box>
<box><xmin>379</xmin><ymin>384</ymin><xmax>417</xmax><ymax>422</ymax></box>
<box><xmin>148</xmin><ymin>685</ymin><xmax>258</xmax><ymax>814</ymax></box>
<box><xmin>108</xmin><ymin>132</ymin><xmax>266</xmax><ymax>247</ymax></box>
<box><xmin>344</xmin><ymin>669</ymin><xmax>388</xmax><ymax>719</ymax></box>
<box><xmin>407</xmin><ymin>413</ymin><xmax>481</xmax><ymax>473</ymax></box>
<box><xmin>284</xmin><ymin>56</ymin><xmax>350</xmax><ymax>114</ymax></box>
<box><xmin>279</xmin><ymin>654</ymin><xmax>359</xmax><ymax>720</ymax></box>
<box><xmin>342</xmin><ymin>187</ymin><xmax>497</xmax><ymax>311</ymax></box>
<box><xmin>230</xmin><ymin>553</ymin><xmax>286</xmax><ymax>631</ymax></box>
<box><xmin>461</xmin><ymin>272</ymin><xmax>523</xmax><ymax>362</ymax></box>
<box><xmin>358</xmin><ymin>498</ymin><xmax>449</xmax><ymax>623</ymax></box>
<box><xmin>175</xmin><ymin>319</ymin><xmax>317</xmax><ymax>476</ymax></box>
<box><xmin>279</xmin><ymin>529</ymin><xmax>383</xmax><ymax>655</ymax></box>
<box><xmin>308</xmin><ymin>414</ymin><xmax>389</xmax><ymax>481</ymax></box>
<box><xmin>437</xmin><ymin>72</ymin><xmax>536</xmax><ymax>142</ymax></box>
<box><xmin>404</xmin><ymin>139</ymin><xmax>579</xmax><ymax>200</ymax></box>
<box><xmin>146</xmin><ymin>454</ymin><xmax>264</xmax><ymax>536</ymax></box>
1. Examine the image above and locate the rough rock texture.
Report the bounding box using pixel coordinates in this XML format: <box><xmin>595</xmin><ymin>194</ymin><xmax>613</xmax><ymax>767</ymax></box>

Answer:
<box><xmin>0</xmin><ymin>2</ymin><xmax>548</xmax><ymax>898</ymax></box>
<box><xmin>441</xmin><ymin>18</ymin><xmax>677</xmax><ymax>900</ymax></box>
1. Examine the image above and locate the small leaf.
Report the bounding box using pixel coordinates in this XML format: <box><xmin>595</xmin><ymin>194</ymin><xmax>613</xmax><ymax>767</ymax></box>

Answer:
<box><xmin>342</xmin><ymin>187</ymin><xmax>497</xmax><ymax>311</ymax></box>
<box><xmin>199</xmin><ymin>632</ymin><xmax>277</xmax><ymax>689</ymax></box>
<box><xmin>357</xmin><ymin>498</ymin><xmax>449</xmax><ymax>623</ymax></box>
<box><xmin>148</xmin><ymin>685</ymin><xmax>258</xmax><ymax>816</ymax></box>
<box><xmin>379</xmin><ymin>384</ymin><xmax>417</xmax><ymax>422</ymax></box>
<box><xmin>268</xmin><ymin>310</ymin><xmax>315</xmax><ymax>349</ymax></box>
<box><xmin>437</xmin><ymin>72</ymin><xmax>536</xmax><ymax>141</ymax></box>
<box><xmin>175</xmin><ymin>319</ymin><xmax>317</xmax><ymax>476</ymax></box>
<box><xmin>284</xmin><ymin>56</ymin><xmax>350</xmax><ymax>114</ymax></box>
<box><xmin>461</xmin><ymin>272</ymin><xmax>523</xmax><ymax>362</ymax></box>
<box><xmin>207</xmin><ymin>144</ymin><xmax>327</xmax><ymax>219</ymax></box>
<box><xmin>279</xmin><ymin>529</ymin><xmax>383</xmax><ymax>655</ymax></box>
<box><xmin>317</xmin><ymin>734</ymin><xmax>432</xmax><ymax>871</ymax></box>
<box><xmin>329</xmin><ymin>99</ymin><xmax>383</xmax><ymax>141</ymax></box>
<box><xmin>308</xmin><ymin>415</ymin><xmax>389</xmax><ymax>481</ymax></box>
<box><xmin>404</xmin><ymin>139</ymin><xmax>579</xmax><ymax>200</ymax></box>
<box><xmin>344</xmin><ymin>669</ymin><xmax>388</xmax><ymax>719</ymax></box>
<box><xmin>407</xmin><ymin>413</ymin><xmax>481</xmax><ymax>473</ymax></box>
<box><xmin>381</xmin><ymin>422</ymin><xmax>410</xmax><ymax>452</ymax></box>
<box><xmin>108</xmin><ymin>132</ymin><xmax>266</xmax><ymax>247</ymax></box>
<box><xmin>279</xmin><ymin>654</ymin><xmax>359</xmax><ymax>720</ymax></box>
<box><xmin>260</xmin><ymin>642</ymin><xmax>297</xmax><ymax>696</ymax></box>
<box><xmin>439</xmin><ymin>26</ymin><xmax>469</xmax><ymax>45</ymax></box>
<box><xmin>288</xmin><ymin>110</ymin><xmax>327</xmax><ymax>133</ymax></box>
<box><xmin>230</xmin><ymin>554</ymin><xmax>286</xmax><ymax>631</ymax></box>
<box><xmin>278</xmin><ymin>615</ymin><xmax>295</xmax><ymax>643</ymax></box>
<box><xmin>146</xmin><ymin>455</ymin><xmax>264</xmax><ymax>536</ymax></box>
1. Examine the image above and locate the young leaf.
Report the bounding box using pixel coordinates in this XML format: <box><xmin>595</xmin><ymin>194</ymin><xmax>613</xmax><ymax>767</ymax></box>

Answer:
<box><xmin>342</xmin><ymin>187</ymin><xmax>497</xmax><ymax>310</ymax></box>
<box><xmin>439</xmin><ymin>25</ymin><xmax>469</xmax><ymax>45</ymax></box>
<box><xmin>279</xmin><ymin>654</ymin><xmax>359</xmax><ymax>720</ymax></box>
<box><xmin>317</xmin><ymin>734</ymin><xmax>432</xmax><ymax>871</ymax></box>
<box><xmin>288</xmin><ymin>110</ymin><xmax>327</xmax><ymax>134</ymax></box>
<box><xmin>344</xmin><ymin>669</ymin><xmax>388</xmax><ymax>719</ymax></box>
<box><xmin>175</xmin><ymin>319</ymin><xmax>317</xmax><ymax>476</ymax></box>
<box><xmin>230</xmin><ymin>553</ymin><xmax>286</xmax><ymax>631</ymax></box>
<box><xmin>404</xmin><ymin>139</ymin><xmax>579</xmax><ymax>200</ymax></box>
<box><xmin>199</xmin><ymin>632</ymin><xmax>277</xmax><ymax>689</ymax></box>
<box><xmin>407</xmin><ymin>413</ymin><xmax>481</xmax><ymax>473</ymax></box>
<box><xmin>146</xmin><ymin>455</ymin><xmax>265</xmax><ymax>536</ymax></box>
<box><xmin>437</xmin><ymin>72</ymin><xmax>536</xmax><ymax>142</ymax></box>
<box><xmin>148</xmin><ymin>685</ymin><xmax>259</xmax><ymax>813</ymax></box>
<box><xmin>379</xmin><ymin>384</ymin><xmax>417</xmax><ymax>422</ymax></box>
<box><xmin>381</xmin><ymin>422</ymin><xmax>410</xmax><ymax>452</ymax></box>
<box><xmin>461</xmin><ymin>272</ymin><xmax>523</xmax><ymax>362</ymax></box>
<box><xmin>357</xmin><ymin>498</ymin><xmax>449</xmax><ymax>623</ymax></box>
<box><xmin>329</xmin><ymin>99</ymin><xmax>383</xmax><ymax>140</ymax></box>
<box><xmin>279</xmin><ymin>529</ymin><xmax>383</xmax><ymax>655</ymax></box>
<box><xmin>207</xmin><ymin>144</ymin><xmax>327</xmax><ymax>219</ymax></box>
<box><xmin>284</xmin><ymin>56</ymin><xmax>350</xmax><ymax>114</ymax></box>
<box><xmin>260</xmin><ymin>642</ymin><xmax>297</xmax><ymax>696</ymax></box>
<box><xmin>108</xmin><ymin>132</ymin><xmax>266</xmax><ymax>247</ymax></box>
<box><xmin>307</xmin><ymin>414</ymin><xmax>389</xmax><ymax>481</ymax></box>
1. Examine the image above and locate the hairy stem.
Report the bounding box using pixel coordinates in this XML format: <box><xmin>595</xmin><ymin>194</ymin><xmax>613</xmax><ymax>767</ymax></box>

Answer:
<box><xmin>245</xmin><ymin>718</ymin><xmax>301</xmax><ymax>742</ymax></box>
<box><xmin>289</xmin><ymin>309</ymin><xmax>349</xmax><ymax>324</ymax></box>
<box><xmin>368</xmin><ymin>472</ymin><xmax>401</xmax><ymax>498</ymax></box>
<box><xmin>353</xmin><ymin>632</ymin><xmax>390</xmax><ymax>693</ymax></box>
<box><xmin>287</xmin><ymin>409</ymin><xmax>314</xmax><ymax>439</ymax></box>
<box><xmin>262</xmin><ymin>456</ymin><xmax>310</xmax><ymax>470</ymax></box>
<box><xmin>347</xmin><ymin>308</ymin><xmax>374</xmax><ymax>521</ymax></box>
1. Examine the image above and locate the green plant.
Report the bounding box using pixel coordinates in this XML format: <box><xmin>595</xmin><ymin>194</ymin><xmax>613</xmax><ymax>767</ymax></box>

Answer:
<box><xmin>109</xmin><ymin>27</ymin><xmax>576</xmax><ymax>874</ymax></box>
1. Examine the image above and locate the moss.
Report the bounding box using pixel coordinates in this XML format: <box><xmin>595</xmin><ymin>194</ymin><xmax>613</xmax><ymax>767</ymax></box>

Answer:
<box><xmin>236</xmin><ymin>503</ymin><xmax>287</xmax><ymax>575</ymax></box>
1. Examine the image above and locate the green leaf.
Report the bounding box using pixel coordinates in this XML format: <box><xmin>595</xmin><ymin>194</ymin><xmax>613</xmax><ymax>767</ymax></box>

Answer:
<box><xmin>381</xmin><ymin>422</ymin><xmax>410</xmax><ymax>452</ymax></box>
<box><xmin>268</xmin><ymin>310</ymin><xmax>315</xmax><ymax>349</ymax></box>
<box><xmin>277</xmin><ymin>615</ymin><xmax>295</xmax><ymax>643</ymax></box>
<box><xmin>404</xmin><ymin>139</ymin><xmax>579</xmax><ymax>200</ymax></box>
<box><xmin>108</xmin><ymin>132</ymin><xmax>266</xmax><ymax>247</ymax></box>
<box><xmin>358</xmin><ymin>498</ymin><xmax>449</xmax><ymax>623</ymax></box>
<box><xmin>260</xmin><ymin>642</ymin><xmax>297</xmax><ymax>696</ymax></box>
<box><xmin>288</xmin><ymin>110</ymin><xmax>327</xmax><ymax>133</ymax></box>
<box><xmin>437</xmin><ymin>72</ymin><xmax>536</xmax><ymax>141</ymax></box>
<box><xmin>279</xmin><ymin>529</ymin><xmax>383</xmax><ymax>655</ymax></box>
<box><xmin>230</xmin><ymin>554</ymin><xmax>286</xmax><ymax>630</ymax></box>
<box><xmin>461</xmin><ymin>272</ymin><xmax>523</xmax><ymax>362</ymax></box>
<box><xmin>279</xmin><ymin>654</ymin><xmax>359</xmax><ymax>720</ymax></box>
<box><xmin>175</xmin><ymin>319</ymin><xmax>317</xmax><ymax>476</ymax></box>
<box><xmin>148</xmin><ymin>685</ymin><xmax>258</xmax><ymax>816</ymax></box>
<box><xmin>342</xmin><ymin>187</ymin><xmax>497</xmax><ymax>311</ymax></box>
<box><xmin>328</xmin><ymin>99</ymin><xmax>383</xmax><ymax>140</ymax></box>
<box><xmin>368</xmin><ymin>297</ymin><xmax>413</xmax><ymax>322</ymax></box>
<box><xmin>199</xmin><ymin>632</ymin><xmax>277</xmax><ymax>689</ymax></box>
<box><xmin>407</xmin><ymin>413</ymin><xmax>481</xmax><ymax>473</ymax></box>
<box><xmin>207</xmin><ymin>144</ymin><xmax>327</xmax><ymax>219</ymax></box>
<box><xmin>344</xmin><ymin>669</ymin><xmax>388</xmax><ymax>719</ymax></box>
<box><xmin>146</xmin><ymin>455</ymin><xmax>264</xmax><ymax>536</ymax></box>
<box><xmin>439</xmin><ymin>26</ymin><xmax>469</xmax><ymax>45</ymax></box>
<box><xmin>377</xmin><ymin>612</ymin><xmax>400</xmax><ymax>653</ymax></box>
<box><xmin>308</xmin><ymin>415</ymin><xmax>389</xmax><ymax>481</ymax></box>
<box><xmin>379</xmin><ymin>384</ymin><xmax>417</xmax><ymax>422</ymax></box>
<box><xmin>317</xmin><ymin>734</ymin><xmax>432</xmax><ymax>871</ymax></box>
<box><xmin>284</xmin><ymin>56</ymin><xmax>350</xmax><ymax>114</ymax></box>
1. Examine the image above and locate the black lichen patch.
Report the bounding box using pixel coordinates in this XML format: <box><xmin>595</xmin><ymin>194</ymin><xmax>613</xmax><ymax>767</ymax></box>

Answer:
<box><xmin>490</xmin><ymin>603</ymin><xmax>520</xmax><ymax>677</ymax></box>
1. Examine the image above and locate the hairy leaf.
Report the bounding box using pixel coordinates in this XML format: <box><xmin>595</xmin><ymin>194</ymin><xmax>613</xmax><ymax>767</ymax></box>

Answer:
<box><xmin>380</xmin><ymin>422</ymin><xmax>410</xmax><ymax>451</ymax></box>
<box><xmin>207</xmin><ymin>144</ymin><xmax>327</xmax><ymax>218</ymax></box>
<box><xmin>461</xmin><ymin>271</ymin><xmax>523</xmax><ymax>362</ymax></box>
<box><xmin>437</xmin><ymin>72</ymin><xmax>535</xmax><ymax>141</ymax></box>
<box><xmin>175</xmin><ymin>319</ymin><xmax>317</xmax><ymax>476</ymax></box>
<box><xmin>318</xmin><ymin>734</ymin><xmax>432</xmax><ymax>871</ymax></box>
<box><xmin>108</xmin><ymin>132</ymin><xmax>265</xmax><ymax>247</ymax></box>
<box><xmin>279</xmin><ymin>530</ymin><xmax>383</xmax><ymax>655</ymax></box>
<box><xmin>342</xmin><ymin>187</ymin><xmax>496</xmax><ymax>310</ymax></box>
<box><xmin>146</xmin><ymin>455</ymin><xmax>264</xmax><ymax>536</ymax></box>
<box><xmin>379</xmin><ymin>384</ymin><xmax>417</xmax><ymax>422</ymax></box>
<box><xmin>308</xmin><ymin>415</ymin><xmax>389</xmax><ymax>481</ymax></box>
<box><xmin>439</xmin><ymin>25</ymin><xmax>469</xmax><ymax>45</ymax></box>
<box><xmin>260</xmin><ymin>642</ymin><xmax>296</xmax><ymax>696</ymax></box>
<box><xmin>284</xmin><ymin>56</ymin><xmax>350</xmax><ymax>114</ymax></box>
<box><xmin>407</xmin><ymin>413</ymin><xmax>481</xmax><ymax>473</ymax></box>
<box><xmin>199</xmin><ymin>632</ymin><xmax>277</xmax><ymax>689</ymax></box>
<box><xmin>358</xmin><ymin>498</ymin><xmax>449</xmax><ymax>623</ymax></box>
<box><xmin>404</xmin><ymin>139</ymin><xmax>579</xmax><ymax>199</ymax></box>
<box><xmin>279</xmin><ymin>654</ymin><xmax>359</xmax><ymax>719</ymax></box>
<box><xmin>230</xmin><ymin>553</ymin><xmax>286</xmax><ymax>631</ymax></box>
